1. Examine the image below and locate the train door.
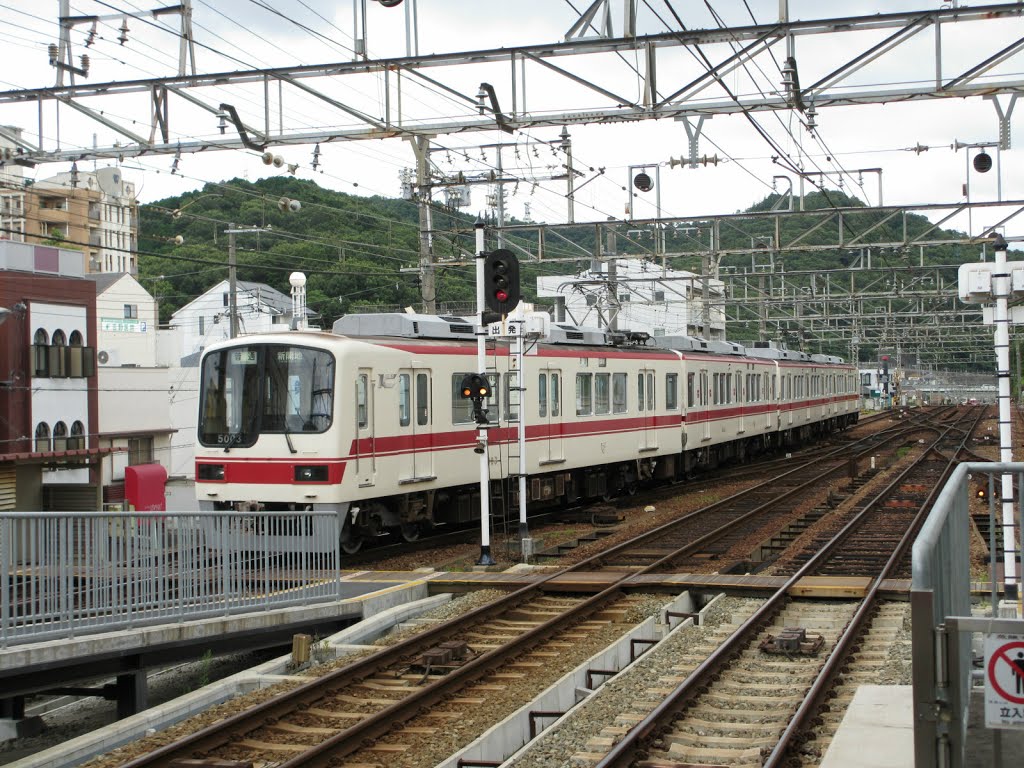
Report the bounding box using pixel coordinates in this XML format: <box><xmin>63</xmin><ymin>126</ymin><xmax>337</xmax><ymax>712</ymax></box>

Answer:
<box><xmin>700</xmin><ymin>368</ymin><xmax>711</xmax><ymax>441</ymax></box>
<box><xmin>541</xmin><ymin>367</ymin><xmax>564</xmax><ymax>464</ymax></box>
<box><xmin>397</xmin><ymin>369</ymin><xmax>434</xmax><ymax>483</ymax></box>
<box><xmin>639</xmin><ymin>369</ymin><xmax>657</xmax><ymax>451</ymax></box>
<box><xmin>355</xmin><ymin>370</ymin><xmax>375</xmax><ymax>487</ymax></box>
<box><xmin>736</xmin><ymin>367</ymin><xmax>746</xmax><ymax>435</ymax></box>
<box><xmin>805</xmin><ymin>373</ymin><xmax>812</xmax><ymax>422</ymax></box>
<box><xmin>785</xmin><ymin>372</ymin><xmax>794</xmax><ymax>427</ymax></box>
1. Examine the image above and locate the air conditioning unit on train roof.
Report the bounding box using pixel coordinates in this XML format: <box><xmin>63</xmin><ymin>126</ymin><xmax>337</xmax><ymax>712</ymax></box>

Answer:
<box><xmin>744</xmin><ymin>346</ymin><xmax>784</xmax><ymax>360</ymax></box>
<box><xmin>655</xmin><ymin>335</ymin><xmax>707</xmax><ymax>353</ymax></box>
<box><xmin>332</xmin><ymin>313</ymin><xmax>476</xmax><ymax>340</ymax></box>
<box><xmin>704</xmin><ymin>340</ymin><xmax>745</xmax><ymax>355</ymax></box>
<box><xmin>546</xmin><ymin>323</ymin><xmax>610</xmax><ymax>346</ymax></box>
<box><xmin>811</xmin><ymin>353</ymin><xmax>845</xmax><ymax>364</ymax></box>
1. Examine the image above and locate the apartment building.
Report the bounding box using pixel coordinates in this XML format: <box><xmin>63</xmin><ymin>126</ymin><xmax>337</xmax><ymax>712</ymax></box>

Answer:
<box><xmin>0</xmin><ymin>132</ymin><xmax>139</xmax><ymax>275</ymax></box>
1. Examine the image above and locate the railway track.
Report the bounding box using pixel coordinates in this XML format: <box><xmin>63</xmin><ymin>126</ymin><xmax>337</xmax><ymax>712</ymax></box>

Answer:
<box><xmin>95</xmin><ymin>406</ymin><xmax>973</xmax><ymax>768</ymax></box>
<box><xmin>587</xmin><ymin>404</ymin><xmax>983</xmax><ymax>767</ymax></box>
<box><xmin>566</xmin><ymin>407</ymin><xmax>951</xmax><ymax>575</ymax></box>
<box><xmin>113</xmin><ymin>574</ymin><xmax>675</xmax><ymax>768</ymax></box>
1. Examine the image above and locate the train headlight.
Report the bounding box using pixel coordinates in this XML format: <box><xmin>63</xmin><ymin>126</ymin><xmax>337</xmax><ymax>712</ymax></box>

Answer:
<box><xmin>197</xmin><ymin>463</ymin><xmax>225</xmax><ymax>480</ymax></box>
<box><xmin>295</xmin><ymin>465</ymin><xmax>328</xmax><ymax>482</ymax></box>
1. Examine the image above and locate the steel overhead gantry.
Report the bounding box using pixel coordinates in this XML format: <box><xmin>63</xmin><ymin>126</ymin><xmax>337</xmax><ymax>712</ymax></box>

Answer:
<box><xmin>462</xmin><ymin>199</ymin><xmax>1024</xmax><ymax>264</ymax></box>
<box><xmin>1</xmin><ymin>4</ymin><xmax>1024</xmax><ymax>162</ymax></box>
<box><xmin>453</xmin><ymin>200</ymin><xmax>1024</xmax><ymax>365</ymax></box>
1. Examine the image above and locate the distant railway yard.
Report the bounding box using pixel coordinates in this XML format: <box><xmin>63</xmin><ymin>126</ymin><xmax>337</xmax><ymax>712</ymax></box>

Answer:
<box><xmin>1</xmin><ymin>404</ymin><xmax>1008</xmax><ymax>768</ymax></box>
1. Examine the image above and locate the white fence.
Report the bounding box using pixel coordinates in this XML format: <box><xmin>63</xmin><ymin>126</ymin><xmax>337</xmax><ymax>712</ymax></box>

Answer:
<box><xmin>0</xmin><ymin>511</ymin><xmax>345</xmax><ymax>647</ymax></box>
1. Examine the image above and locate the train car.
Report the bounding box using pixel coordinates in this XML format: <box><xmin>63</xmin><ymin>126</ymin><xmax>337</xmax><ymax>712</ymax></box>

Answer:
<box><xmin>194</xmin><ymin>313</ymin><xmax>858</xmax><ymax>552</ymax></box>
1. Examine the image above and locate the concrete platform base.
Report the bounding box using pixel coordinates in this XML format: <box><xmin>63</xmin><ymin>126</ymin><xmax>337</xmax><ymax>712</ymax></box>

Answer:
<box><xmin>820</xmin><ymin>685</ymin><xmax>913</xmax><ymax>768</ymax></box>
<box><xmin>0</xmin><ymin>717</ymin><xmax>43</xmax><ymax>742</ymax></box>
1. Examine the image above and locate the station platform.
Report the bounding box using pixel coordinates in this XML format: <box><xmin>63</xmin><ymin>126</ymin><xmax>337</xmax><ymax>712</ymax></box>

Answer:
<box><xmin>821</xmin><ymin>685</ymin><xmax>1024</xmax><ymax>767</ymax></box>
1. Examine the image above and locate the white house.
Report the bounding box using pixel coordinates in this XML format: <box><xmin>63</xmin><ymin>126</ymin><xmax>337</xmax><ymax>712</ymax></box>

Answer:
<box><xmin>88</xmin><ymin>273</ymin><xmax>195</xmax><ymax>509</ymax></box>
<box><xmin>170</xmin><ymin>279</ymin><xmax>313</xmax><ymax>363</ymax></box>
<box><xmin>537</xmin><ymin>258</ymin><xmax>727</xmax><ymax>339</ymax></box>
<box><xmin>91</xmin><ymin>272</ymin><xmax>159</xmax><ymax>368</ymax></box>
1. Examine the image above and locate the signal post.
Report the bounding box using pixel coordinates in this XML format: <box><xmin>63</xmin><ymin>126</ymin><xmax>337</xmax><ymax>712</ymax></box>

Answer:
<box><xmin>471</xmin><ymin>223</ymin><xmax>521</xmax><ymax>566</ymax></box>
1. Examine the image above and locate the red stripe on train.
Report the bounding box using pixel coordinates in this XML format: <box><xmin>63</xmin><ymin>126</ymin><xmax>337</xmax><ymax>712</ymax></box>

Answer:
<box><xmin>196</xmin><ymin>461</ymin><xmax>346</xmax><ymax>485</ymax></box>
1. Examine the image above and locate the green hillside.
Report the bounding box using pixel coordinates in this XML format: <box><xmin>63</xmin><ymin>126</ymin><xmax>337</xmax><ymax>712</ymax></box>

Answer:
<box><xmin>139</xmin><ymin>178</ymin><xmax>977</xmax><ymax>333</ymax></box>
<box><xmin>140</xmin><ymin>176</ymin><xmax>473</xmax><ymax>324</ymax></box>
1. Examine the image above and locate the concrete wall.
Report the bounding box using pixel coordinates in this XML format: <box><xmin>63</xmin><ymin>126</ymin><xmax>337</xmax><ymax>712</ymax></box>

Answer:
<box><xmin>96</xmin><ymin>275</ymin><xmax>158</xmax><ymax>368</ymax></box>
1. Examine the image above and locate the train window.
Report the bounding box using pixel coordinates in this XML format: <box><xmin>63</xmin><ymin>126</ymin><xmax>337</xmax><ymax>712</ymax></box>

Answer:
<box><xmin>647</xmin><ymin>372</ymin><xmax>655</xmax><ymax>411</ymax></box>
<box><xmin>399</xmin><ymin>374</ymin><xmax>411</xmax><ymax>427</ymax></box>
<box><xmin>539</xmin><ymin>373</ymin><xmax>548</xmax><ymax>418</ymax></box>
<box><xmin>200</xmin><ymin>345</ymin><xmax>335</xmax><ymax>446</ymax></box>
<box><xmin>637</xmin><ymin>374</ymin><xmax>645</xmax><ymax>412</ymax></box>
<box><xmin>416</xmin><ymin>373</ymin><xmax>429</xmax><ymax>426</ymax></box>
<box><xmin>687</xmin><ymin>373</ymin><xmax>694</xmax><ymax>408</ymax></box>
<box><xmin>595</xmin><ymin>373</ymin><xmax>611</xmax><ymax>415</ymax></box>
<box><xmin>712</xmin><ymin>373</ymin><xmax>719</xmax><ymax>405</ymax></box>
<box><xmin>551</xmin><ymin>373</ymin><xmax>561</xmax><ymax>417</ymax></box>
<box><xmin>357</xmin><ymin>374</ymin><xmax>368</xmax><ymax>428</ymax></box>
<box><xmin>666</xmin><ymin>373</ymin><xmax>678</xmax><ymax>410</ymax></box>
<box><xmin>506</xmin><ymin>372</ymin><xmax>520</xmax><ymax>422</ymax></box>
<box><xmin>577</xmin><ymin>373</ymin><xmax>593</xmax><ymax>416</ymax></box>
<box><xmin>613</xmin><ymin>373</ymin><xmax>627</xmax><ymax>413</ymax></box>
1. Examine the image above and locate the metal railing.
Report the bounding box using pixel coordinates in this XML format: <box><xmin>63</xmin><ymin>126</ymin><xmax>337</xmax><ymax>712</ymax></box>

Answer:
<box><xmin>1</xmin><ymin>511</ymin><xmax>346</xmax><ymax>647</ymax></box>
<box><xmin>912</xmin><ymin>462</ymin><xmax>1024</xmax><ymax>768</ymax></box>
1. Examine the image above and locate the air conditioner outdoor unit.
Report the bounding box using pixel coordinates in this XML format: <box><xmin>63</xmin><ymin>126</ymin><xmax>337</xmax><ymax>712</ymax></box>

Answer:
<box><xmin>97</xmin><ymin>349</ymin><xmax>119</xmax><ymax>366</ymax></box>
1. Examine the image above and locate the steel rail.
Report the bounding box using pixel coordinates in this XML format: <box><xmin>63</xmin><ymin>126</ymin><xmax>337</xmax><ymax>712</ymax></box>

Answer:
<box><xmin>567</xmin><ymin>408</ymin><xmax>947</xmax><ymax>573</ymax></box>
<box><xmin>593</xmin><ymin>407</ymin><xmax>980</xmax><ymax>767</ymax></box>
<box><xmin>762</xmin><ymin>405</ymin><xmax>987</xmax><ymax>766</ymax></box>
<box><xmin>115</xmin><ymin>409</ymin><xmax>950</xmax><ymax>767</ymax></box>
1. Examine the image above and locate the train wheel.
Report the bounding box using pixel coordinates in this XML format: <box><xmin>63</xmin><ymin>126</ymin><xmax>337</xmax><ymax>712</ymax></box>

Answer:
<box><xmin>340</xmin><ymin>521</ymin><xmax>363</xmax><ymax>554</ymax></box>
<box><xmin>400</xmin><ymin>521</ymin><xmax>421</xmax><ymax>542</ymax></box>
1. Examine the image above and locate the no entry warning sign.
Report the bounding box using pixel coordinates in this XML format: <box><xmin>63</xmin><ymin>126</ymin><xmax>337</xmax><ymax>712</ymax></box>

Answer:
<box><xmin>985</xmin><ymin>633</ymin><xmax>1024</xmax><ymax>729</ymax></box>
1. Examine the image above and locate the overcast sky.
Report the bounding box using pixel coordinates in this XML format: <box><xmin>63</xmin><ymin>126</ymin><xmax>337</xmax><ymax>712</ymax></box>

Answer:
<box><xmin>1</xmin><ymin>1</ymin><xmax>1023</xmax><ymax>241</ymax></box>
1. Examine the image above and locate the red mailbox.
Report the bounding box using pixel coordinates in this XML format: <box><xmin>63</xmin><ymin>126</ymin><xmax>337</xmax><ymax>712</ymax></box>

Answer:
<box><xmin>124</xmin><ymin>464</ymin><xmax>168</xmax><ymax>512</ymax></box>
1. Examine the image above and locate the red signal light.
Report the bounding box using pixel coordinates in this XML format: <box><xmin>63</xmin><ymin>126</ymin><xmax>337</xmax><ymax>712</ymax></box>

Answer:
<box><xmin>495</xmin><ymin>289</ymin><xmax>509</xmax><ymax>302</ymax></box>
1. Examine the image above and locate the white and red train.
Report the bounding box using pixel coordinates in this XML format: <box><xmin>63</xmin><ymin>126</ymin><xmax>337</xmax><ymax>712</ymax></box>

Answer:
<box><xmin>195</xmin><ymin>313</ymin><xmax>859</xmax><ymax>552</ymax></box>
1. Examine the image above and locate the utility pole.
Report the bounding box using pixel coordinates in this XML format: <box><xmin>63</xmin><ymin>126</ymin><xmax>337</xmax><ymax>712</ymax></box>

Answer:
<box><xmin>606</xmin><ymin>224</ymin><xmax>619</xmax><ymax>331</ymax></box>
<box><xmin>224</xmin><ymin>224</ymin><xmax>278</xmax><ymax>338</ymax></box>
<box><xmin>495</xmin><ymin>145</ymin><xmax>506</xmax><ymax>248</ymax></box>
<box><xmin>228</xmin><ymin>224</ymin><xmax>238</xmax><ymax>339</ymax></box>
<box><xmin>561</xmin><ymin>127</ymin><xmax>575</xmax><ymax>223</ymax></box>
<box><xmin>409</xmin><ymin>136</ymin><xmax>436</xmax><ymax>314</ymax></box>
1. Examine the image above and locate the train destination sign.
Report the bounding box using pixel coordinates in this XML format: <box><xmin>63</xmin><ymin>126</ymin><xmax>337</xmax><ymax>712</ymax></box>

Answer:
<box><xmin>984</xmin><ymin>633</ymin><xmax>1024</xmax><ymax>730</ymax></box>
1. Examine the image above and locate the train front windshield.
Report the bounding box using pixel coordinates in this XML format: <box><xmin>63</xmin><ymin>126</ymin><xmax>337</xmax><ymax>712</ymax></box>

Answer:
<box><xmin>198</xmin><ymin>344</ymin><xmax>335</xmax><ymax>448</ymax></box>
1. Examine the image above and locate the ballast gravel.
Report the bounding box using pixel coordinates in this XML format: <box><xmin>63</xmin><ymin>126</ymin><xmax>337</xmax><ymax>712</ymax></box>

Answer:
<box><xmin>506</xmin><ymin>595</ymin><xmax>764</xmax><ymax>768</ymax></box>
